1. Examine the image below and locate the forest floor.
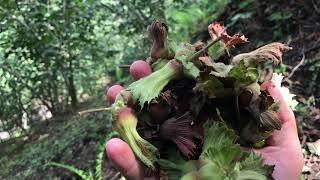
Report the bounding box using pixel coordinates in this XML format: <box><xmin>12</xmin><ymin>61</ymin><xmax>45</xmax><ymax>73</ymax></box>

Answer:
<box><xmin>1</xmin><ymin>1</ymin><xmax>319</xmax><ymax>179</ymax></box>
<box><xmin>0</xmin><ymin>95</ymin><xmax>119</xmax><ymax>179</ymax></box>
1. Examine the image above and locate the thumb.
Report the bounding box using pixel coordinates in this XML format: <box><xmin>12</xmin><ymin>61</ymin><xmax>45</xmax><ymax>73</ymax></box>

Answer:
<box><xmin>260</xmin><ymin>81</ymin><xmax>299</xmax><ymax>148</ymax></box>
<box><xmin>106</xmin><ymin>138</ymin><xmax>142</xmax><ymax>180</ymax></box>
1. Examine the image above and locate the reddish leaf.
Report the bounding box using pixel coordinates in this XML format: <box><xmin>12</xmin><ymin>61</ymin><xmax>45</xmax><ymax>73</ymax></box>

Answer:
<box><xmin>208</xmin><ymin>22</ymin><xmax>248</xmax><ymax>47</ymax></box>
<box><xmin>208</xmin><ymin>22</ymin><xmax>230</xmax><ymax>42</ymax></box>
<box><xmin>225</xmin><ymin>33</ymin><xmax>248</xmax><ymax>48</ymax></box>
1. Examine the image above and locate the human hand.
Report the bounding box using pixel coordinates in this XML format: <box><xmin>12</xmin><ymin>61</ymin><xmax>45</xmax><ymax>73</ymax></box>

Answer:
<box><xmin>254</xmin><ymin>81</ymin><xmax>304</xmax><ymax>180</ymax></box>
<box><xmin>106</xmin><ymin>81</ymin><xmax>304</xmax><ymax>180</ymax></box>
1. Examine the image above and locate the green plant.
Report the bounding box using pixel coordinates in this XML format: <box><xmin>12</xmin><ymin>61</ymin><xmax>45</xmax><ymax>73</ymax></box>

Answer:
<box><xmin>48</xmin><ymin>131</ymin><xmax>118</xmax><ymax>180</ymax></box>
<box><xmin>295</xmin><ymin>96</ymin><xmax>315</xmax><ymax>115</ymax></box>
<box><xmin>268</xmin><ymin>11</ymin><xmax>293</xmax><ymax>39</ymax></box>
<box><xmin>48</xmin><ymin>162</ymin><xmax>94</xmax><ymax>180</ymax></box>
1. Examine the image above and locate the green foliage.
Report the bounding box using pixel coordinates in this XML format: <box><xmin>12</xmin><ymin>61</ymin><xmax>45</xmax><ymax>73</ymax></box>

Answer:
<box><xmin>0</xmin><ymin>95</ymin><xmax>113</xmax><ymax>179</ymax></box>
<box><xmin>159</xmin><ymin>122</ymin><xmax>273</xmax><ymax>179</ymax></box>
<box><xmin>229</xmin><ymin>62</ymin><xmax>259</xmax><ymax>90</ymax></box>
<box><xmin>269</xmin><ymin>12</ymin><xmax>292</xmax><ymax>21</ymax></box>
<box><xmin>0</xmin><ymin>0</ymin><xmax>169</xmax><ymax>134</ymax></box>
<box><xmin>208</xmin><ymin>40</ymin><xmax>227</xmax><ymax>60</ymax></box>
<box><xmin>0</xmin><ymin>0</ymin><xmax>231</xmax><ymax>138</ymax></box>
<box><xmin>175</xmin><ymin>43</ymin><xmax>199</xmax><ymax>78</ymax></box>
<box><xmin>200</xmin><ymin>122</ymin><xmax>273</xmax><ymax>179</ymax></box>
<box><xmin>48</xmin><ymin>131</ymin><xmax>118</xmax><ymax>180</ymax></box>
<box><xmin>274</xmin><ymin>64</ymin><xmax>288</xmax><ymax>74</ymax></box>
<box><xmin>165</xmin><ymin>0</ymin><xmax>230</xmax><ymax>42</ymax></box>
<box><xmin>0</xmin><ymin>1</ymin><xmax>107</xmax><ymax>132</ymax></box>
<box><xmin>295</xmin><ymin>96</ymin><xmax>316</xmax><ymax>116</ymax></box>
<box><xmin>48</xmin><ymin>162</ymin><xmax>93</xmax><ymax>180</ymax></box>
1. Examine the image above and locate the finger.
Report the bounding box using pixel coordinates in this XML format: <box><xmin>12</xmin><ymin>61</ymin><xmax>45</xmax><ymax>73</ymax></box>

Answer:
<box><xmin>261</xmin><ymin>81</ymin><xmax>295</xmax><ymax>124</ymax></box>
<box><xmin>106</xmin><ymin>138</ymin><xmax>142</xmax><ymax>180</ymax></box>
<box><xmin>260</xmin><ymin>81</ymin><xmax>300</xmax><ymax>147</ymax></box>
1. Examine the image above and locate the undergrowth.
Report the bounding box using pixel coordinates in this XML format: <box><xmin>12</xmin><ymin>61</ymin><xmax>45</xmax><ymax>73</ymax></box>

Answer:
<box><xmin>0</xmin><ymin>95</ymin><xmax>114</xmax><ymax>179</ymax></box>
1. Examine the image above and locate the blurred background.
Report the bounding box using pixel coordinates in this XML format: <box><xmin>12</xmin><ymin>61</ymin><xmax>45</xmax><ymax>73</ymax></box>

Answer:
<box><xmin>0</xmin><ymin>0</ymin><xmax>319</xmax><ymax>179</ymax></box>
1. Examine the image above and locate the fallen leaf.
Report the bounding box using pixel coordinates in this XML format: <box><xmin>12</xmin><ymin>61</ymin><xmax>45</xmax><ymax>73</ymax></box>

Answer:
<box><xmin>307</xmin><ymin>139</ymin><xmax>320</xmax><ymax>156</ymax></box>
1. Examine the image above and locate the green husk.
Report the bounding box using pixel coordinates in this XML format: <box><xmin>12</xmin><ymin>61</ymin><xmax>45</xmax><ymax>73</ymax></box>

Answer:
<box><xmin>152</xmin><ymin>58</ymin><xmax>169</xmax><ymax>71</ymax></box>
<box><xmin>111</xmin><ymin>99</ymin><xmax>159</xmax><ymax>169</ymax></box>
<box><xmin>112</xmin><ymin>112</ymin><xmax>159</xmax><ymax>169</ymax></box>
<box><xmin>128</xmin><ymin>60</ymin><xmax>179</xmax><ymax>107</ymax></box>
<box><xmin>159</xmin><ymin>122</ymin><xmax>274</xmax><ymax>180</ymax></box>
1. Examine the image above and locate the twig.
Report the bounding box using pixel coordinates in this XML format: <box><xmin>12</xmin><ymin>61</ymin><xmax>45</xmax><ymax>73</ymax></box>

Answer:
<box><xmin>190</xmin><ymin>37</ymin><xmax>222</xmax><ymax>60</ymax></box>
<box><xmin>118</xmin><ymin>64</ymin><xmax>130</xmax><ymax>68</ymax></box>
<box><xmin>304</xmin><ymin>43</ymin><xmax>320</xmax><ymax>54</ymax></box>
<box><xmin>312</xmin><ymin>0</ymin><xmax>320</xmax><ymax>14</ymax></box>
<box><xmin>110</xmin><ymin>172</ymin><xmax>121</xmax><ymax>180</ymax></box>
<box><xmin>286</xmin><ymin>52</ymin><xmax>305</xmax><ymax>80</ymax></box>
<box><xmin>78</xmin><ymin>107</ymin><xmax>111</xmax><ymax>116</ymax></box>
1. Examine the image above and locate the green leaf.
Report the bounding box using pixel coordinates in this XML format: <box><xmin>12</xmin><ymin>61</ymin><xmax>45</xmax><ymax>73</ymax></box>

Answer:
<box><xmin>240</xmin><ymin>152</ymin><xmax>266</xmax><ymax>173</ymax></box>
<box><xmin>157</xmin><ymin>123</ymin><xmax>274</xmax><ymax>179</ymax></box>
<box><xmin>184</xmin><ymin>62</ymin><xmax>200</xmax><ymax>78</ymax></box>
<box><xmin>202</xmin><ymin>122</ymin><xmax>238</xmax><ymax>153</ymax></box>
<box><xmin>202</xmin><ymin>145</ymin><xmax>241</xmax><ymax>170</ymax></box>
<box><xmin>197</xmin><ymin>75</ymin><xmax>226</xmax><ymax>98</ymax></box>
<box><xmin>199</xmin><ymin>122</ymin><xmax>273</xmax><ymax>179</ymax></box>
<box><xmin>228</xmin><ymin>61</ymin><xmax>259</xmax><ymax>89</ymax></box>
<box><xmin>175</xmin><ymin>43</ymin><xmax>195</xmax><ymax>62</ymax></box>
<box><xmin>210</xmin><ymin>62</ymin><xmax>233</xmax><ymax>77</ymax></box>
<box><xmin>200</xmin><ymin>122</ymin><xmax>242</xmax><ymax>178</ymax></box>
<box><xmin>174</xmin><ymin>43</ymin><xmax>200</xmax><ymax>78</ymax></box>
<box><xmin>158</xmin><ymin>159</ymin><xmax>184</xmax><ymax>180</ymax></box>
<box><xmin>207</xmin><ymin>40</ymin><xmax>226</xmax><ymax>60</ymax></box>
<box><xmin>238</xmin><ymin>170</ymin><xmax>267</xmax><ymax>180</ymax></box>
<box><xmin>198</xmin><ymin>162</ymin><xmax>225</xmax><ymax>180</ymax></box>
<box><xmin>158</xmin><ymin>156</ymin><xmax>198</xmax><ymax>180</ymax></box>
<box><xmin>48</xmin><ymin>162</ymin><xmax>93</xmax><ymax>180</ymax></box>
<box><xmin>239</xmin><ymin>152</ymin><xmax>274</xmax><ymax>179</ymax></box>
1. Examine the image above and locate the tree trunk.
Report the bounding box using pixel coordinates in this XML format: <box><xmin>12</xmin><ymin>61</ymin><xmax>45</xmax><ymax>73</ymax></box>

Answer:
<box><xmin>68</xmin><ymin>59</ymin><xmax>77</xmax><ymax>108</ymax></box>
